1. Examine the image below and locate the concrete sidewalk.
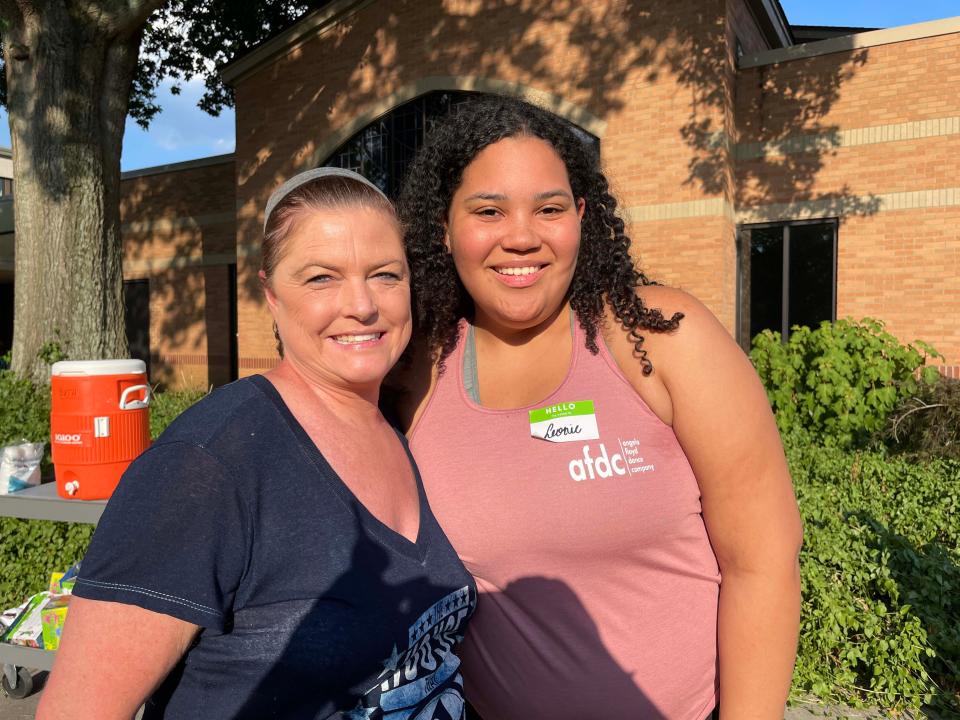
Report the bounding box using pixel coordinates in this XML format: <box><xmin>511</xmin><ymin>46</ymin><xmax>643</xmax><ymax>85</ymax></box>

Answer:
<box><xmin>0</xmin><ymin>694</ymin><xmax>37</xmax><ymax>720</ymax></box>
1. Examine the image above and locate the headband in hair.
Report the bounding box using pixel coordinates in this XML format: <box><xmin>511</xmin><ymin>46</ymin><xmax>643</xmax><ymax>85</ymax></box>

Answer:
<box><xmin>263</xmin><ymin>167</ymin><xmax>388</xmax><ymax>231</ymax></box>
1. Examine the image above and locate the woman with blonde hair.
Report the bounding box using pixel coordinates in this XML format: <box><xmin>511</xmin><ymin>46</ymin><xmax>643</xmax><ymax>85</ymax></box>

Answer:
<box><xmin>39</xmin><ymin>168</ymin><xmax>476</xmax><ymax>720</ymax></box>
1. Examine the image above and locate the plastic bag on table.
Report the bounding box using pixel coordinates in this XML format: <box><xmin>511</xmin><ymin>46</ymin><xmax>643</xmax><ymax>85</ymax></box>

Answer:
<box><xmin>0</xmin><ymin>440</ymin><xmax>44</xmax><ymax>494</ymax></box>
<box><xmin>0</xmin><ymin>597</ymin><xmax>32</xmax><ymax>632</ymax></box>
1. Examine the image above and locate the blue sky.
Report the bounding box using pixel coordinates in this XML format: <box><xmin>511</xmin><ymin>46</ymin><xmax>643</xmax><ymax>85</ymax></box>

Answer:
<box><xmin>0</xmin><ymin>2</ymin><xmax>957</xmax><ymax>172</ymax></box>
<box><xmin>778</xmin><ymin>1</ymin><xmax>958</xmax><ymax>29</ymax></box>
<box><xmin>118</xmin><ymin>78</ymin><xmax>235</xmax><ymax>171</ymax></box>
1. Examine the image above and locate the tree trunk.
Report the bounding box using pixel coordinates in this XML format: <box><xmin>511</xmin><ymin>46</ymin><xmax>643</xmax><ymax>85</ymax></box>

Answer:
<box><xmin>4</xmin><ymin>3</ymin><xmax>149</xmax><ymax>382</ymax></box>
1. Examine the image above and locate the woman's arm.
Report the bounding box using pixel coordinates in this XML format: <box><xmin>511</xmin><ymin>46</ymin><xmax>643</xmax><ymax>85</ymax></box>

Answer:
<box><xmin>613</xmin><ymin>286</ymin><xmax>803</xmax><ymax>720</ymax></box>
<box><xmin>36</xmin><ymin>597</ymin><xmax>198</xmax><ymax>720</ymax></box>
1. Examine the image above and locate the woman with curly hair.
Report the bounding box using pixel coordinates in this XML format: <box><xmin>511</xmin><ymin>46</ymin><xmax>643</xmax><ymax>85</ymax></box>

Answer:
<box><xmin>393</xmin><ymin>94</ymin><xmax>802</xmax><ymax>720</ymax></box>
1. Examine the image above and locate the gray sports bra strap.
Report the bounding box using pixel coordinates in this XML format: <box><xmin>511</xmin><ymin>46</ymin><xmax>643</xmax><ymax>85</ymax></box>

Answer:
<box><xmin>463</xmin><ymin>324</ymin><xmax>481</xmax><ymax>403</ymax></box>
<box><xmin>461</xmin><ymin>310</ymin><xmax>576</xmax><ymax>405</ymax></box>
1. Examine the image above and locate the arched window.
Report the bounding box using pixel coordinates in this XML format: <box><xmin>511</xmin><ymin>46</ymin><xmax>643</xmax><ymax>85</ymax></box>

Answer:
<box><xmin>324</xmin><ymin>91</ymin><xmax>476</xmax><ymax>197</ymax></box>
<box><xmin>324</xmin><ymin>90</ymin><xmax>599</xmax><ymax>197</ymax></box>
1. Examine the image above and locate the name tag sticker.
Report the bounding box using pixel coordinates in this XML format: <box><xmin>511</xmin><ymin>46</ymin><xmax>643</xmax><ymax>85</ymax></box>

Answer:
<box><xmin>529</xmin><ymin>401</ymin><xmax>600</xmax><ymax>443</ymax></box>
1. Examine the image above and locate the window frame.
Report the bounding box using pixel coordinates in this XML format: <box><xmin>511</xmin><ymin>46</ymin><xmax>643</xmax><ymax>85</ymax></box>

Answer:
<box><xmin>736</xmin><ymin>217</ymin><xmax>839</xmax><ymax>350</ymax></box>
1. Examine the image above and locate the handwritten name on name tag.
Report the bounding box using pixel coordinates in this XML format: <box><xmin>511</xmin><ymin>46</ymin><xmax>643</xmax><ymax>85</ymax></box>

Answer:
<box><xmin>529</xmin><ymin>401</ymin><xmax>600</xmax><ymax>443</ymax></box>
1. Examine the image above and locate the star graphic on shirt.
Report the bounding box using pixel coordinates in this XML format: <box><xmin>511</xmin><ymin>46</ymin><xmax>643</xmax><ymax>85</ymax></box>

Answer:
<box><xmin>343</xmin><ymin>701</ymin><xmax>376</xmax><ymax>720</ymax></box>
<box><xmin>380</xmin><ymin>643</ymin><xmax>403</xmax><ymax>675</ymax></box>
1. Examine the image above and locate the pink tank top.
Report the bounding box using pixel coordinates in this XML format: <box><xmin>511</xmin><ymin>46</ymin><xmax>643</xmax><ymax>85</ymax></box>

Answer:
<box><xmin>410</xmin><ymin>318</ymin><xmax>720</xmax><ymax>720</ymax></box>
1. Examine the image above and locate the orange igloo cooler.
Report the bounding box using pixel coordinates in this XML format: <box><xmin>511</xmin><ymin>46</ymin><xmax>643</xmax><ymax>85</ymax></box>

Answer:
<box><xmin>50</xmin><ymin>359</ymin><xmax>152</xmax><ymax>500</ymax></box>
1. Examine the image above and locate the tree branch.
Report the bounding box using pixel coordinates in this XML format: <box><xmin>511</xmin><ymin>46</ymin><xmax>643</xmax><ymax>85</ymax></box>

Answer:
<box><xmin>112</xmin><ymin>0</ymin><xmax>167</xmax><ymax>38</ymax></box>
<box><xmin>891</xmin><ymin>401</ymin><xmax>946</xmax><ymax>442</ymax></box>
<box><xmin>67</xmin><ymin>0</ymin><xmax>166</xmax><ymax>38</ymax></box>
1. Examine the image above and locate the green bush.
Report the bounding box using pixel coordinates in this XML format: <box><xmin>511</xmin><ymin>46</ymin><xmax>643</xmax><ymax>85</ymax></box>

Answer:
<box><xmin>0</xmin><ymin>520</ymin><xmax>94</xmax><ymax>610</ymax></box>
<box><xmin>0</xmin><ymin>366</ymin><xmax>52</xmax><ymax>450</ymax></box>
<box><xmin>0</xmin><ymin>376</ymin><xmax>205</xmax><ymax>610</ymax></box>
<box><xmin>788</xmin><ymin>436</ymin><xmax>960</xmax><ymax>715</ymax></box>
<box><xmin>750</xmin><ymin>319</ymin><xmax>941</xmax><ymax>449</ymax></box>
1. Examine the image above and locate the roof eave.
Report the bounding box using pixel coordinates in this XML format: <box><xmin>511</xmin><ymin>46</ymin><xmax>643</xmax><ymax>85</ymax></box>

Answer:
<box><xmin>740</xmin><ymin>15</ymin><xmax>960</xmax><ymax>68</ymax></box>
<box><xmin>745</xmin><ymin>0</ymin><xmax>794</xmax><ymax>48</ymax></box>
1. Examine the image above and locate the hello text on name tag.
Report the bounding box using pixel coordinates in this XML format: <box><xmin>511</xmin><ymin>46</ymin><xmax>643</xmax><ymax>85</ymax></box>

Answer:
<box><xmin>529</xmin><ymin>401</ymin><xmax>600</xmax><ymax>443</ymax></box>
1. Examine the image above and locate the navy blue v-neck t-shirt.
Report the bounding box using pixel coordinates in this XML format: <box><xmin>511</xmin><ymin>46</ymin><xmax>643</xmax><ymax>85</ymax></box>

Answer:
<box><xmin>73</xmin><ymin>375</ymin><xmax>477</xmax><ymax>719</ymax></box>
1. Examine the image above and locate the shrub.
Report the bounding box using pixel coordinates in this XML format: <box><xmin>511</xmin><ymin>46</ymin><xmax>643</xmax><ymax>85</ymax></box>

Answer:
<box><xmin>0</xmin><ymin>366</ymin><xmax>52</xmax><ymax>451</ymax></box>
<box><xmin>750</xmin><ymin>319</ymin><xmax>941</xmax><ymax>449</ymax></box>
<box><xmin>885</xmin><ymin>377</ymin><xmax>960</xmax><ymax>461</ymax></box>
<box><xmin>788</xmin><ymin>437</ymin><xmax>960</xmax><ymax>715</ymax></box>
<box><xmin>0</xmin><ymin>520</ymin><xmax>94</xmax><ymax>610</ymax></box>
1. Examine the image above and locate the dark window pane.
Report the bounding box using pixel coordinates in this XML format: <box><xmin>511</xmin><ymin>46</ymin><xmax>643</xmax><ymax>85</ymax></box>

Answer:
<box><xmin>749</xmin><ymin>226</ymin><xmax>784</xmax><ymax>339</ymax></box>
<box><xmin>124</xmin><ymin>280</ymin><xmax>150</xmax><ymax>374</ymax></box>
<box><xmin>788</xmin><ymin>223</ymin><xmax>835</xmax><ymax>331</ymax></box>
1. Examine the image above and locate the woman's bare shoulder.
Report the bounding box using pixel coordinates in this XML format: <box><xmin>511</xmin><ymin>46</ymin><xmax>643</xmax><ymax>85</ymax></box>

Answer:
<box><xmin>600</xmin><ymin>285</ymin><xmax>733</xmax><ymax>424</ymax></box>
<box><xmin>636</xmin><ymin>284</ymin><xmax>702</xmax><ymax>313</ymax></box>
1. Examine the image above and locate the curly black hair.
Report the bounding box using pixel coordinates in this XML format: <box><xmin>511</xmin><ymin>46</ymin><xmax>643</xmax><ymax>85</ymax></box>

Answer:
<box><xmin>397</xmin><ymin>94</ymin><xmax>683</xmax><ymax>374</ymax></box>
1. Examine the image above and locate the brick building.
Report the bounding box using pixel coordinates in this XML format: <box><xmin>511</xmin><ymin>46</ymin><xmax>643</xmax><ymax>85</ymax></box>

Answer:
<box><xmin>118</xmin><ymin>155</ymin><xmax>237</xmax><ymax>387</ymax></box>
<box><xmin>2</xmin><ymin>0</ymin><xmax>957</xmax><ymax>386</ymax></box>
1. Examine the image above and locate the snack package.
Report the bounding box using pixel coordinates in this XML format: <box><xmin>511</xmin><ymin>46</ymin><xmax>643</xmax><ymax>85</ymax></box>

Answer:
<box><xmin>40</xmin><ymin>596</ymin><xmax>70</xmax><ymax>651</ymax></box>
<box><xmin>1</xmin><ymin>591</ymin><xmax>50</xmax><ymax>648</ymax></box>
<box><xmin>0</xmin><ymin>441</ymin><xmax>44</xmax><ymax>494</ymax></box>
<box><xmin>48</xmin><ymin>563</ymin><xmax>80</xmax><ymax>595</ymax></box>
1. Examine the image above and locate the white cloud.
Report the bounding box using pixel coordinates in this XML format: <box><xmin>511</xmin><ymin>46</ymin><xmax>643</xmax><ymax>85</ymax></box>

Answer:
<box><xmin>122</xmin><ymin>78</ymin><xmax>235</xmax><ymax>170</ymax></box>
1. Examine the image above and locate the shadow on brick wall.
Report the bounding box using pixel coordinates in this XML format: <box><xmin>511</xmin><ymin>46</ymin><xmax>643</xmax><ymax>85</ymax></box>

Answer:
<box><xmin>120</xmin><ymin>162</ymin><xmax>236</xmax><ymax>389</ymax></box>
<box><xmin>230</xmin><ymin>0</ymin><xmax>878</xmax><ymax>313</ymax></box>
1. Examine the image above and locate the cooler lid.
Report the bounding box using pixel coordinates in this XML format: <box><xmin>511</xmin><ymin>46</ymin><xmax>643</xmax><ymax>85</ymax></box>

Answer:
<box><xmin>51</xmin><ymin>359</ymin><xmax>147</xmax><ymax>377</ymax></box>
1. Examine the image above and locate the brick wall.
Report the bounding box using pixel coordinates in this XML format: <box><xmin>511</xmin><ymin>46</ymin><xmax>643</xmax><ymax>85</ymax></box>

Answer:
<box><xmin>735</xmin><ymin>30</ymin><xmax>960</xmax><ymax>365</ymax></box>
<box><xmin>630</xmin><ymin>216</ymin><xmax>736</xmax><ymax>317</ymax></box>
<box><xmin>837</xmin><ymin>209</ymin><xmax>960</xmax><ymax>365</ymax></box>
<box><xmin>226</xmin><ymin>1</ymin><xmax>958</xmax><ymax>372</ymax></box>
<box><xmin>120</xmin><ymin>157</ymin><xmax>237</xmax><ymax>388</ymax></box>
